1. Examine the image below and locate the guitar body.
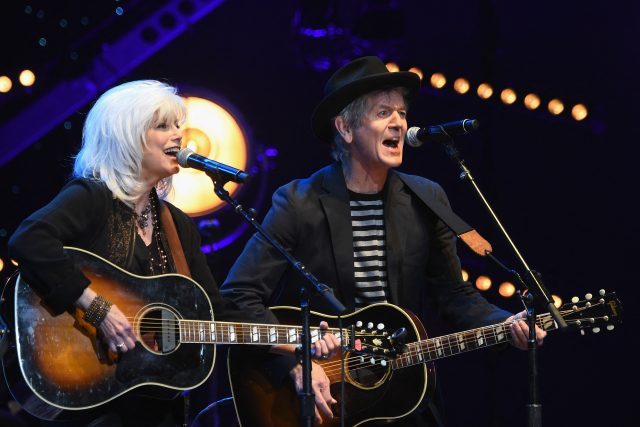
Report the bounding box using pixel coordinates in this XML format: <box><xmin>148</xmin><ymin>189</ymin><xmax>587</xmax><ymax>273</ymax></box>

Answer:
<box><xmin>227</xmin><ymin>304</ymin><xmax>435</xmax><ymax>427</ymax></box>
<box><xmin>0</xmin><ymin>247</ymin><xmax>216</xmax><ymax>420</ymax></box>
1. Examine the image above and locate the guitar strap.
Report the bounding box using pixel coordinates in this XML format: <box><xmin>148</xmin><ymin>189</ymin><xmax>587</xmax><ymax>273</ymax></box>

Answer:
<box><xmin>159</xmin><ymin>203</ymin><xmax>192</xmax><ymax>278</ymax></box>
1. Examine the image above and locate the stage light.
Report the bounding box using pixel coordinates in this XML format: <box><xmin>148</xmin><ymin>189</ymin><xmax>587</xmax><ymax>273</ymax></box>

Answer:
<box><xmin>498</xmin><ymin>281</ymin><xmax>516</xmax><ymax>297</ymax></box>
<box><xmin>385</xmin><ymin>62</ymin><xmax>399</xmax><ymax>72</ymax></box>
<box><xmin>571</xmin><ymin>104</ymin><xmax>588</xmax><ymax>121</ymax></box>
<box><xmin>500</xmin><ymin>88</ymin><xmax>517</xmax><ymax>105</ymax></box>
<box><xmin>0</xmin><ymin>258</ymin><xmax>4</xmax><ymax>272</ymax></box>
<box><xmin>19</xmin><ymin>70</ymin><xmax>36</xmax><ymax>87</ymax></box>
<box><xmin>548</xmin><ymin>99</ymin><xmax>564</xmax><ymax>115</ymax></box>
<box><xmin>408</xmin><ymin>67</ymin><xmax>423</xmax><ymax>81</ymax></box>
<box><xmin>524</xmin><ymin>93</ymin><xmax>541</xmax><ymax>110</ymax></box>
<box><xmin>0</xmin><ymin>76</ymin><xmax>12</xmax><ymax>93</ymax></box>
<box><xmin>453</xmin><ymin>78</ymin><xmax>470</xmax><ymax>94</ymax></box>
<box><xmin>167</xmin><ymin>96</ymin><xmax>248</xmax><ymax>217</ymax></box>
<box><xmin>430</xmin><ymin>73</ymin><xmax>446</xmax><ymax>89</ymax></box>
<box><xmin>475</xmin><ymin>275</ymin><xmax>492</xmax><ymax>291</ymax></box>
<box><xmin>10</xmin><ymin>259</ymin><xmax>18</xmax><ymax>267</ymax></box>
<box><xmin>477</xmin><ymin>83</ymin><xmax>493</xmax><ymax>99</ymax></box>
<box><xmin>552</xmin><ymin>294</ymin><xmax>562</xmax><ymax>308</ymax></box>
<box><xmin>461</xmin><ymin>269</ymin><xmax>469</xmax><ymax>281</ymax></box>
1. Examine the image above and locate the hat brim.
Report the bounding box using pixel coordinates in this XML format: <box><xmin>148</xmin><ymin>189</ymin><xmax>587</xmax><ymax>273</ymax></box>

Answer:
<box><xmin>311</xmin><ymin>71</ymin><xmax>420</xmax><ymax>143</ymax></box>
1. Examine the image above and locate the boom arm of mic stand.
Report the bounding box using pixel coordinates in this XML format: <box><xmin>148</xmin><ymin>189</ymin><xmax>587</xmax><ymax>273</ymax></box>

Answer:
<box><xmin>442</xmin><ymin>142</ymin><xmax>567</xmax><ymax>330</ymax></box>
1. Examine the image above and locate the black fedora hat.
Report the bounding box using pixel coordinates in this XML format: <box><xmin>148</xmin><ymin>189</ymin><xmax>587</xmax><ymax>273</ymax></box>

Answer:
<box><xmin>311</xmin><ymin>56</ymin><xmax>420</xmax><ymax>143</ymax></box>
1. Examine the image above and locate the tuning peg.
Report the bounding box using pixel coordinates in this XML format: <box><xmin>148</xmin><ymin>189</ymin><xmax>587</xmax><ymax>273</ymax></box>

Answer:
<box><xmin>585</xmin><ymin>293</ymin><xmax>593</xmax><ymax>300</ymax></box>
<box><xmin>592</xmin><ymin>327</ymin><xmax>600</xmax><ymax>333</ymax></box>
<box><xmin>356</xmin><ymin>321</ymin><xmax>363</xmax><ymax>328</ymax></box>
<box><xmin>571</xmin><ymin>296</ymin><xmax>579</xmax><ymax>303</ymax></box>
<box><xmin>607</xmin><ymin>324</ymin><xmax>615</xmax><ymax>331</ymax></box>
<box><xmin>377</xmin><ymin>323</ymin><xmax>385</xmax><ymax>330</ymax></box>
<box><xmin>580</xmin><ymin>330</ymin><xmax>585</xmax><ymax>336</ymax></box>
<box><xmin>599</xmin><ymin>289</ymin><xmax>606</xmax><ymax>296</ymax></box>
<box><xmin>367</xmin><ymin>322</ymin><xmax>374</xmax><ymax>329</ymax></box>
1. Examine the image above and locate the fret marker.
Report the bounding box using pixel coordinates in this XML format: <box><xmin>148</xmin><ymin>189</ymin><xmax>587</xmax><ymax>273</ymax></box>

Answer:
<box><xmin>209</xmin><ymin>323</ymin><xmax>215</xmax><ymax>341</ymax></box>
<box><xmin>199</xmin><ymin>323</ymin><xmax>205</xmax><ymax>341</ymax></box>
<box><xmin>457</xmin><ymin>335</ymin><xmax>466</xmax><ymax>350</ymax></box>
<box><xmin>311</xmin><ymin>328</ymin><xmax>319</xmax><ymax>343</ymax></box>
<box><xmin>476</xmin><ymin>331</ymin><xmax>484</xmax><ymax>346</ymax></box>
<box><xmin>434</xmin><ymin>338</ymin><xmax>443</xmax><ymax>357</ymax></box>
<box><xmin>288</xmin><ymin>328</ymin><xmax>297</xmax><ymax>343</ymax></box>
<box><xmin>251</xmin><ymin>326</ymin><xmax>259</xmax><ymax>342</ymax></box>
<box><xmin>269</xmin><ymin>327</ymin><xmax>277</xmax><ymax>343</ymax></box>
<box><xmin>496</xmin><ymin>325</ymin><xmax>505</xmax><ymax>341</ymax></box>
<box><xmin>229</xmin><ymin>325</ymin><xmax>237</xmax><ymax>343</ymax></box>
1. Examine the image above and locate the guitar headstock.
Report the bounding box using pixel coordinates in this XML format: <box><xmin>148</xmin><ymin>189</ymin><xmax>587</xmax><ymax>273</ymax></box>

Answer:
<box><xmin>554</xmin><ymin>290</ymin><xmax>622</xmax><ymax>335</ymax></box>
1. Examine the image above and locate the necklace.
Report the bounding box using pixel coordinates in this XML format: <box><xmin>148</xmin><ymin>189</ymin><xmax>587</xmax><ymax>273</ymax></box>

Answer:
<box><xmin>136</xmin><ymin>199</ymin><xmax>152</xmax><ymax>229</ymax></box>
<box><xmin>147</xmin><ymin>193</ymin><xmax>170</xmax><ymax>275</ymax></box>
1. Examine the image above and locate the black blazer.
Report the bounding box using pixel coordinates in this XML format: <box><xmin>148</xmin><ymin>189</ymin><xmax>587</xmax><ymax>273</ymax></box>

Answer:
<box><xmin>222</xmin><ymin>163</ymin><xmax>510</xmax><ymax>330</ymax></box>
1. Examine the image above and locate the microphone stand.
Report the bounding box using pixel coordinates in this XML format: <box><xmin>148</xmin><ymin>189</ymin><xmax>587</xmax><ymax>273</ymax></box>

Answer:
<box><xmin>210</xmin><ymin>177</ymin><xmax>346</xmax><ymax>427</ymax></box>
<box><xmin>436</xmin><ymin>140</ymin><xmax>567</xmax><ymax>427</ymax></box>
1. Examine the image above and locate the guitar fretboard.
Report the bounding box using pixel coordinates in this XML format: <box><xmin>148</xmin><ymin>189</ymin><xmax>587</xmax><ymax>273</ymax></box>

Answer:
<box><xmin>392</xmin><ymin>315</ymin><xmax>557</xmax><ymax>369</ymax></box>
<box><xmin>178</xmin><ymin>320</ymin><xmax>347</xmax><ymax>346</ymax></box>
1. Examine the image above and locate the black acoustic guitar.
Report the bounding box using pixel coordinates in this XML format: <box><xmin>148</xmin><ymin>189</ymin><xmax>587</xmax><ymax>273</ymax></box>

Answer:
<box><xmin>0</xmin><ymin>247</ymin><xmax>360</xmax><ymax>421</ymax></box>
<box><xmin>228</xmin><ymin>293</ymin><xmax>623</xmax><ymax>427</ymax></box>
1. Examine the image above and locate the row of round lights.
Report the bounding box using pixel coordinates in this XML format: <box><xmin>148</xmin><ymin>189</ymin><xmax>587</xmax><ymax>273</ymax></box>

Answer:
<box><xmin>385</xmin><ymin>63</ymin><xmax>588</xmax><ymax>122</ymax></box>
<box><xmin>0</xmin><ymin>70</ymin><xmax>37</xmax><ymax>93</ymax></box>
<box><xmin>461</xmin><ymin>268</ymin><xmax>563</xmax><ymax>308</ymax></box>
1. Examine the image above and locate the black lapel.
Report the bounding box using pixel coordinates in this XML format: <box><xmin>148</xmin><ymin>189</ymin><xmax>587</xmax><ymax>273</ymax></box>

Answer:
<box><xmin>384</xmin><ymin>172</ymin><xmax>411</xmax><ymax>305</ymax></box>
<box><xmin>319</xmin><ymin>163</ymin><xmax>356</xmax><ymax>308</ymax></box>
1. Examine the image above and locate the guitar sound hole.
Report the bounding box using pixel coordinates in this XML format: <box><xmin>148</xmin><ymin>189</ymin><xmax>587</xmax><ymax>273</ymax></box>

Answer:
<box><xmin>138</xmin><ymin>307</ymin><xmax>179</xmax><ymax>355</ymax></box>
<box><xmin>346</xmin><ymin>355</ymin><xmax>390</xmax><ymax>389</ymax></box>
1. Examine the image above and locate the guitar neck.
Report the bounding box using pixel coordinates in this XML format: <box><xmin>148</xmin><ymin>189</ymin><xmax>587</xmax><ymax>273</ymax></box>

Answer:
<box><xmin>178</xmin><ymin>319</ymin><xmax>347</xmax><ymax>346</ymax></box>
<box><xmin>391</xmin><ymin>314</ymin><xmax>557</xmax><ymax>369</ymax></box>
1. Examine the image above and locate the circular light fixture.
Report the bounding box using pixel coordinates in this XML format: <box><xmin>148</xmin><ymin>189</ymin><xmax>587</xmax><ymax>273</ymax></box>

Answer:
<box><xmin>167</xmin><ymin>96</ymin><xmax>248</xmax><ymax>217</ymax></box>
<box><xmin>385</xmin><ymin>62</ymin><xmax>399</xmax><ymax>72</ymax></box>
<box><xmin>524</xmin><ymin>93</ymin><xmax>541</xmax><ymax>110</ymax></box>
<box><xmin>475</xmin><ymin>275</ymin><xmax>492</xmax><ymax>291</ymax></box>
<box><xmin>453</xmin><ymin>78</ymin><xmax>470</xmax><ymax>94</ymax></box>
<box><xmin>477</xmin><ymin>83</ymin><xmax>493</xmax><ymax>99</ymax></box>
<box><xmin>408</xmin><ymin>67</ymin><xmax>423</xmax><ymax>81</ymax></box>
<box><xmin>0</xmin><ymin>76</ymin><xmax>12</xmax><ymax>93</ymax></box>
<box><xmin>430</xmin><ymin>73</ymin><xmax>446</xmax><ymax>89</ymax></box>
<box><xmin>571</xmin><ymin>104</ymin><xmax>588</xmax><ymax>121</ymax></box>
<box><xmin>548</xmin><ymin>98</ymin><xmax>564</xmax><ymax>115</ymax></box>
<box><xmin>498</xmin><ymin>281</ymin><xmax>516</xmax><ymax>297</ymax></box>
<box><xmin>19</xmin><ymin>70</ymin><xmax>36</xmax><ymax>87</ymax></box>
<box><xmin>500</xmin><ymin>88</ymin><xmax>517</xmax><ymax>105</ymax></box>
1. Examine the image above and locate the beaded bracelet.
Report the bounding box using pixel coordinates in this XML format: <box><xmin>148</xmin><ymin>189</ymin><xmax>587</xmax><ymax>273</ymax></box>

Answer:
<box><xmin>83</xmin><ymin>295</ymin><xmax>113</xmax><ymax>328</ymax></box>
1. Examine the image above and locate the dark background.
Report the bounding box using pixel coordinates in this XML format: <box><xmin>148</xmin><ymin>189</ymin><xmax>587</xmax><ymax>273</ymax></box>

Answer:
<box><xmin>0</xmin><ymin>1</ymin><xmax>636</xmax><ymax>426</ymax></box>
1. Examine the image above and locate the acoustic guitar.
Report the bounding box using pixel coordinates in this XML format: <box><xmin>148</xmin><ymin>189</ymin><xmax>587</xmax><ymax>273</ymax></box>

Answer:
<box><xmin>228</xmin><ymin>293</ymin><xmax>622</xmax><ymax>427</ymax></box>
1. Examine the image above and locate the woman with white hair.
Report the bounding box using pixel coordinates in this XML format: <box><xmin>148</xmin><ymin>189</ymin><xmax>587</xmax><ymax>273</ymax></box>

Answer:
<box><xmin>9</xmin><ymin>80</ymin><xmax>241</xmax><ymax>426</ymax></box>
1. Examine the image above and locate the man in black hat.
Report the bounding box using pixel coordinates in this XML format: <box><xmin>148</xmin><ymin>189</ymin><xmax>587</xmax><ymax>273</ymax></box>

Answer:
<box><xmin>221</xmin><ymin>56</ymin><xmax>546</xmax><ymax>426</ymax></box>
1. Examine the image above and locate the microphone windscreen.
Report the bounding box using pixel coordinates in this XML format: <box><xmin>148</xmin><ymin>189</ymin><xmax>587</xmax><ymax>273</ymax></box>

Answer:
<box><xmin>176</xmin><ymin>148</ymin><xmax>194</xmax><ymax>168</ymax></box>
<box><xmin>405</xmin><ymin>127</ymin><xmax>423</xmax><ymax>147</ymax></box>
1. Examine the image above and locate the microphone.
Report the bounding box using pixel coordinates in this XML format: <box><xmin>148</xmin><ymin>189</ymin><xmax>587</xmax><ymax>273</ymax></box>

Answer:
<box><xmin>405</xmin><ymin>119</ymin><xmax>479</xmax><ymax>147</ymax></box>
<box><xmin>176</xmin><ymin>148</ymin><xmax>250</xmax><ymax>183</ymax></box>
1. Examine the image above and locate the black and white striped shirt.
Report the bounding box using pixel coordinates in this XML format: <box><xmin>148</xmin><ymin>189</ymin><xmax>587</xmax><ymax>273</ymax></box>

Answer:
<box><xmin>349</xmin><ymin>191</ymin><xmax>388</xmax><ymax>308</ymax></box>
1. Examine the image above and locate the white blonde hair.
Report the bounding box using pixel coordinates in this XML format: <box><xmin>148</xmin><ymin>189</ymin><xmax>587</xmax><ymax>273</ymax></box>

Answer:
<box><xmin>73</xmin><ymin>80</ymin><xmax>186</xmax><ymax>206</ymax></box>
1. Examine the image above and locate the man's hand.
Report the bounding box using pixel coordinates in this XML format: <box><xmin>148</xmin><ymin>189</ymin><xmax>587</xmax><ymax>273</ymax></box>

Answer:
<box><xmin>312</xmin><ymin>321</ymin><xmax>341</xmax><ymax>360</ymax></box>
<box><xmin>289</xmin><ymin>361</ymin><xmax>336</xmax><ymax>425</ymax></box>
<box><xmin>506</xmin><ymin>310</ymin><xmax>547</xmax><ymax>350</ymax></box>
